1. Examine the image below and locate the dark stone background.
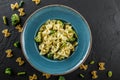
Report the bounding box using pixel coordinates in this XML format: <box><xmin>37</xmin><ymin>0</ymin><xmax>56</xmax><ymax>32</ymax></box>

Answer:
<box><xmin>0</xmin><ymin>0</ymin><xmax>120</xmax><ymax>80</ymax></box>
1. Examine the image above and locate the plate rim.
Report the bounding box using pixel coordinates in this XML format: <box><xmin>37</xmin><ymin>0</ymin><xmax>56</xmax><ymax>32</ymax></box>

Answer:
<box><xmin>20</xmin><ymin>4</ymin><xmax>92</xmax><ymax>75</ymax></box>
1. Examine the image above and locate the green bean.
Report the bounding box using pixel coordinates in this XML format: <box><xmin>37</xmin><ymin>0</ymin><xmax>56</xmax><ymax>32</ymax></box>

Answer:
<box><xmin>80</xmin><ymin>73</ymin><xmax>84</xmax><ymax>78</ymax></box>
<box><xmin>50</xmin><ymin>30</ymin><xmax>56</xmax><ymax>35</ymax></box>
<box><xmin>17</xmin><ymin>72</ymin><xmax>26</xmax><ymax>76</ymax></box>
<box><xmin>19</xmin><ymin>1</ymin><xmax>24</xmax><ymax>8</ymax></box>
<box><xmin>3</xmin><ymin>16</ymin><xmax>7</xmax><ymax>25</ymax></box>
<box><xmin>67</xmin><ymin>38</ymin><xmax>76</xmax><ymax>42</ymax></box>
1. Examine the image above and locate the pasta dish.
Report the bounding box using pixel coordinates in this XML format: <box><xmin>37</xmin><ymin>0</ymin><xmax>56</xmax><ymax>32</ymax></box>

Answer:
<box><xmin>34</xmin><ymin>19</ymin><xmax>78</xmax><ymax>60</ymax></box>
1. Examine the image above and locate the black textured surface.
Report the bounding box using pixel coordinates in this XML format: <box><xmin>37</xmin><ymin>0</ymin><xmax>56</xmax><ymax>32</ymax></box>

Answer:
<box><xmin>0</xmin><ymin>0</ymin><xmax>120</xmax><ymax>80</ymax></box>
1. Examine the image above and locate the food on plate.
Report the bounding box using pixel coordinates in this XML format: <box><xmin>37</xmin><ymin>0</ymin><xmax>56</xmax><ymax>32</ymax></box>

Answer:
<box><xmin>35</xmin><ymin>19</ymin><xmax>78</xmax><ymax>60</ymax></box>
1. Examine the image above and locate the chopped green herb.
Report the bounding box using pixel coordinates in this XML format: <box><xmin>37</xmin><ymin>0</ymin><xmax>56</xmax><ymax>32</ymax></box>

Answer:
<box><xmin>108</xmin><ymin>71</ymin><xmax>112</xmax><ymax>77</ymax></box>
<box><xmin>17</xmin><ymin>72</ymin><xmax>26</xmax><ymax>76</ymax></box>
<box><xmin>14</xmin><ymin>41</ymin><xmax>20</xmax><ymax>48</ymax></box>
<box><xmin>34</xmin><ymin>32</ymin><xmax>41</xmax><ymax>42</ymax></box>
<box><xmin>57</xmin><ymin>20</ymin><xmax>64</xmax><ymax>27</ymax></box>
<box><xmin>47</xmin><ymin>53</ymin><xmax>53</xmax><ymax>59</ymax></box>
<box><xmin>19</xmin><ymin>1</ymin><xmax>24</xmax><ymax>8</ymax></box>
<box><xmin>3</xmin><ymin>16</ymin><xmax>7</xmax><ymax>25</ymax></box>
<box><xmin>67</xmin><ymin>38</ymin><xmax>76</xmax><ymax>42</ymax></box>
<box><xmin>60</xmin><ymin>42</ymin><xmax>66</xmax><ymax>48</ymax></box>
<box><xmin>5</xmin><ymin>68</ymin><xmax>12</xmax><ymax>75</ymax></box>
<box><xmin>80</xmin><ymin>73</ymin><xmax>84</xmax><ymax>78</ymax></box>
<box><xmin>90</xmin><ymin>60</ymin><xmax>95</xmax><ymax>64</ymax></box>
<box><xmin>50</xmin><ymin>30</ymin><xmax>56</xmax><ymax>35</ymax></box>
<box><xmin>11</xmin><ymin>14</ymin><xmax>20</xmax><ymax>26</ymax></box>
<box><xmin>58</xmin><ymin>76</ymin><xmax>65</xmax><ymax>80</ymax></box>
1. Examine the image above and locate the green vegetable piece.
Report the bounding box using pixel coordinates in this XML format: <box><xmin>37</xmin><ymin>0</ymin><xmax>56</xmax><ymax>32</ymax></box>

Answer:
<box><xmin>61</xmin><ymin>42</ymin><xmax>66</xmax><ymax>48</ymax></box>
<box><xmin>50</xmin><ymin>30</ymin><xmax>56</xmax><ymax>35</ymax></box>
<box><xmin>57</xmin><ymin>20</ymin><xmax>64</xmax><ymax>27</ymax></box>
<box><xmin>80</xmin><ymin>74</ymin><xmax>84</xmax><ymax>78</ymax></box>
<box><xmin>108</xmin><ymin>71</ymin><xmax>112</xmax><ymax>77</ymax></box>
<box><xmin>11</xmin><ymin>14</ymin><xmax>20</xmax><ymax>26</ymax></box>
<box><xmin>14</xmin><ymin>41</ymin><xmax>20</xmax><ymax>48</ymax></box>
<box><xmin>90</xmin><ymin>60</ymin><xmax>95</xmax><ymax>64</ymax></box>
<box><xmin>68</xmin><ymin>38</ymin><xmax>76</xmax><ymax>42</ymax></box>
<box><xmin>5</xmin><ymin>68</ymin><xmax>11</xmax><ymax>75</ymax></box>
<box><xmin>19</xmin><ymin>1</ymin><xmax>24</xmax><ymax>8</ymax></box>
<box><xmin>17</xmin><ymin>72</ymin><xmax>26</xmax><ymax>76</ymax></box>
<box><xmin>3</xmin><ymin>16</ymin><xmax>7</xmax><ymax>25</ymax></box>
<box><xmin>58</xmin><ymin>76</ymin><xmax>65</xmax><ymax>80</ymax></box>
<box><xmin>35</xmin><ymin>32</ymin><xmax>41</xmax><ymax>42</ymax></box>
<box><xmin>47</xmin><ymin>53</ymin><xmax>53</xmax><ymax>59</ymax></box>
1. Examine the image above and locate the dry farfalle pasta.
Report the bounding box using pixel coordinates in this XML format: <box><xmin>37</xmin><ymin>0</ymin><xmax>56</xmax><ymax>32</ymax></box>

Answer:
<box><xmin>10</xmin><ymin>2</ymin><xmax>19</xmax><ymax>10</ymax></box>
<box><xmin>79</xmin><ymin>64</ymin><xmax>88</xmax><ymax>70</ymax></box>
<box><xmin>91</xmin><ymin>70</ymin><xmax>98</xmax><ymax>79</ymax></box>
<box><xmin>98</xmin><ymin>62</ymin><xmax>105</xmax><ymax>70</ymax></box>
<box><xmin>32</xmin><ymin>0</ymin><xmax>41</xmax><ymax>5</ymax></box>
<box><xmin>5</xmin><ymin>49</ymin><xmax>13</xmax><ymax>58</ymax></box>
<box><xmin>2</xmin><ymin>29</ymin><xmax>11</xmax><ymax>37</ymax></box>
<box><xmin>15</xmin><ymin>24</ymin><xmax>23</xmax><ymax>32</ymax></box>
<box><xmin>16</xmin><ymin>57</ymin><xmax>24</xmax><ymax>66</ymax></box>
<box><xmin>29</xmin><ymin>74</ymin><xmax>38</xmax><ymax>80</ymax></box>
<box><xmin>18</xmin><ymin>8</ymin><xmax>25</xmax><ymax>16</ymax></box>
<box><xmin>42</xmin><ymin>73</ymin><xmax>51</xmax><ymax>79</ymax></box>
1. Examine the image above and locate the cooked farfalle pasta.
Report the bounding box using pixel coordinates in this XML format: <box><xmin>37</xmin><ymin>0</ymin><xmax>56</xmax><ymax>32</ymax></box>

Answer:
<box><xmin>5</xmin><ymin>49</ymin><xmax>13</xmax><ymax>58</ymax></box>
<box><xmin>91</xmin><ymin>70</ymin><xmax>98</xmax><ymax>79</ymax></box>
<box><xmin>42</xmin><ymin>73</ymin><xmax>51</xmax><ymax>79</ymax></box>
<box><xmin>16</xmin><ymin>57</ymin><xmax>24</xmax><ymax>66</ymax></box>
<box><xmin>29</xmin><ymin>74</ymin><xmax>38</xmax><ymax>80</ymax></box>
<box><xmin>98</xmin><ymin>62</ymin><xmax>105</xmax><ymax>70</ymax></box>
<box><xmin>32</xmin><ymin>0</ymin><xmax>41</xmax><ymax>5</ymax></box>
<box><xmin>79</xmin><ymin>64</ymin><xmax>88</xmax><ymax>70</ymax></box>
<box><xmin>2</xmin><ymin>29</ymin><xmax>11</xmax><ymax>37</ymax></box>
<box><xmin>18</xmin><ymin>8</ymin><xmax>25</xmax><ymax>16</ymax></box>
<box><xmin>15</xmin><ymin>24</ymin><xmax>23</xmax><ymax>32</ymax></box>
<box><xmin>35</xmin><ymin>19</ymin><xmax>78</xmax><ymax>60</ymax></box>
<box><xmin>10</xmin><ymin>2</ymin><xmax>19</xmax><ymax>10</ymax></box>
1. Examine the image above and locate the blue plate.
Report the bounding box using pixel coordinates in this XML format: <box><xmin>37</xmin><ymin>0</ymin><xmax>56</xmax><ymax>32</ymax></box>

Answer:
<box><xmin>21</xmin><ymin>5</ymin><xmax>92</xmax><ymax>75</ymax></box>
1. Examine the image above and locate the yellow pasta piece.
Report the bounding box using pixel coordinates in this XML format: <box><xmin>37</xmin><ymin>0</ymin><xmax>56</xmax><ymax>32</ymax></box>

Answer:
<box><xmin>5</xmin><ymin>49</ymin><xmax>13</xmax><ymax>58</ymax></box>
<box><xmin>29</xmin><ymin>74</ymin><xmax>37</xmax><ymax>80</ymax></box>
<box><xmin>98</xmin><ymin>62</ymin><xmax>105</xmax><ymax>70</ymax></box>
<box><xmin>79</xmin><ymin>64</ymin><xmax>88</xmax><ymax>70</ymax></box>
<box><xmin>91</xmin><ymin>70</ymin><xmax>98</xmax><ymax>79</ymax></box>
<box><xmin>42</xmin><ymin>73</ymin><xmax>51</xmax><ymax>79</ymax></box>
<box><xmin>10</xmin><ymin>2</ymin><xmax>19</xmax><ymax>10</ymax></box>
<box><xmin>32</xmin><ymin>0</ymin><xmax>41</xmax><ymax>5</ymax></box>
<box><xmin>16</xmin><ymin>57</ymin><xmax>24</xmax><ymax>66</ymax></box>
<box><xmin>18</xmin><ymin>8</ymin><xmax>25</xmax><ymax>16</ymax></box>
<box><xmin>15</xmin><ymin>24</ymin><xmax>23</xmax><ymax>32</ymax></box>
<box><xmin>2</xmin><ymin>29</ymin><xmax>11</xmax><ymax>37</ymax></box>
